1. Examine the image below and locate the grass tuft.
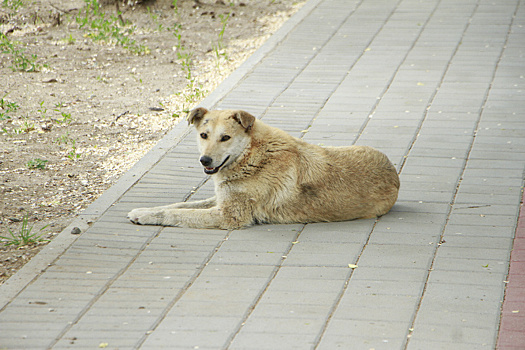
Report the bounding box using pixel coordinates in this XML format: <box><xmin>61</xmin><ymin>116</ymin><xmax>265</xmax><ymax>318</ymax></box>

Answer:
<box><xmin>0</xmin><ymin>214</ymin><xmax>49</xmax><ymax>247</ymax></box>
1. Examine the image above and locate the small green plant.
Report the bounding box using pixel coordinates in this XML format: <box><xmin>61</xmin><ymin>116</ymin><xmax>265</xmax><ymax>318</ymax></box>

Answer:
<box><xmin>51</xmin><ymin>103</ymin><xmax>73</xmax><ymax>124</ymax></box>
<box><xmin>171</xmin><ymin>22</ymin><xmax>184</xmax><ymax>53</ymax></box>
<box><xmin>55</xmin><ymin>132</ymin><xmax>73</xmax><ymax>145</ymax></box>
<box><xmin>216</xmin><ymin>13</ymin><xmax>230</xmax><ymax>56</ymax></box>
<box><xmin>57</xmin><ymin>111</ymin><xmax>72</xmax><ymax>124</ymax></box>
<box><xmin>67</xmin><ymin>146</ymin><xmax>80</xmax><ymax>160</ymax></box>
<box><xmin>27</xmin><ymin>158</ymin><xmax>48</xmax><ymax>169</ymax></box>
<box><xmin>37</xmin><ymin>100</ymin><xmax>47</xmax><ymax>119</ymax></box>
<box><xmin>76</xmin><ymin>0</ymin><xmax>149</xmax><ymax>54</ymax></box>
<box><xmin>13</xmin><ymin>116</ymin><xmax>35</xmax><ymax>134</ymax></box>
<box><xmin>56</xmin><ymin>133</ymin><xmax>80</xmax><ymax>159</ymax></box>
<box><xmin>0</xmin><ymin>94</ymin><xmax>19</xmax><ymax>120</ymax></box>
<box><xmin>147</xmin><ymin>6</ymin><xmax>163</xmax><ymax>31</ymax></box>
<box><xmin>175</xmin><ymin>55</ymin><xmax>206</xmax><ymax>116</ymax></box>
<box><xmin>1</xmin><ymin>0</ymin><xmax>24</xmax><ymax>13</ymax></box>
<box><xmin>172</xmin><ymin>0</ymin><xmax>179</xmax><ymax>15</ymax></box>
<box><xmin>0</xmin><ymin>33</ymin><xmax>40</xmax><ymax>72</ymax></box>
<box><xmin>169</xmin><ymin>21</ymin><xmax>208</xmax><ymax>117</ymax></box>
<box><xmin>211</xmin><ymin>12</ymin><xmax>231</xmax><ymax>73</ymax></box>
<box><xmin>0</xmin><ymin>214</ymin><xmax>49</xmax><ymax>247</ymax></box>
<box><xmin>62</xmin><ymin>34</ymin><xmax>76</xmax><ymax>45</ymax></box>
<box><xmin>95</xmin><ymin>75</ymin><xmax>108</xmax><ymax>83</ymax></box>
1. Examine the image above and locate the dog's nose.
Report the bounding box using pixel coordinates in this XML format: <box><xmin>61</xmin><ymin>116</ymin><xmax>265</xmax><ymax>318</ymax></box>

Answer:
<box><xmin>200</xmin><ymin>156</ymin><xmax>213</xmax><ymax>167</ymax></box>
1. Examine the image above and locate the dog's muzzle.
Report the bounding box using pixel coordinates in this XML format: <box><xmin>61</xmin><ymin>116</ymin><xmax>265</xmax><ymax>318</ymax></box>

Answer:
<box><xmin>200</xmin><ymin>155</ymin><xmax>230</xmax><ymax>175</ymax></box>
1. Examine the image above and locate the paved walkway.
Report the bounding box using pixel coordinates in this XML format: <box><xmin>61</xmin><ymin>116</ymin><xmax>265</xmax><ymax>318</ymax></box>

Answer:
<box><xmin>1</xmin><ymin>0</ymin><xmax>524</xmax><ymax>349</ymax></box>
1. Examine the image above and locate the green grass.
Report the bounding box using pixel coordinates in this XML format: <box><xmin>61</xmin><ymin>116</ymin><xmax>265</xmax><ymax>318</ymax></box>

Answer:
<box><xmin>0</xmin><ymin>33</ymin><xmax>41</xmax><ymax>72</ymax></box>
<box><xmin>1</xmin><ymin>0</ymin><xmax>24</xmax><ymax>13</ymax></box>
<box><xmin>62</xmin><ymin>33</ymin><xmax>76</xmax><ymax>45</ymax></box>
<box><xmin>55</xmin><ymin>132</ymin><xmax>80</xmax><ymax>160</ymax></box>
<box><xmin>212</xmin><ymin>12</ymin><xmax>231</xmax><ymax>72</ymax></box>
<box><xmin>0</xmin><ymin>214</ymin><xmax>49</xmax><ymax>247</ymax></box>
<box><xmin>27</xmin><ymin>158</ymin><xmax>48</xmax><ymax>169</ymax></box>
<box><xmin>7</xmin><ymin>116</ymin><xmax>36</xmax><ymax>134</ymax></box>
<box><xmin>76</xmin><ymin>0</ymin><xmax>149</xmax><ymax>55</ymax></box>
<box><xmin>0</xmin><ymin>94</ymin><xmax>19</xmax><ymax>120</ymax></box>
<box><xmin>171</xmin><ymin>23</ymin><xmax>207</xmax><ymax>117</ymax></box>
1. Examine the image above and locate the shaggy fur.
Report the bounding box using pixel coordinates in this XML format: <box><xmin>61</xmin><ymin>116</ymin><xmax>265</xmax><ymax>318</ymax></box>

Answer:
<box><xmin>128</xmin><ymin>108</ymin><xmax>400</xmax><ymax>229</ymax></box>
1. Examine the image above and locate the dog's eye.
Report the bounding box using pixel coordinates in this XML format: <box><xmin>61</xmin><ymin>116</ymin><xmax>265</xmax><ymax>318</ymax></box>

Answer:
<box><xmin>200</xmin><ymin>133</ymin><xmax>208</xmax><ymax>139</ymax></box>
<box><xmin>220</xmin><ymin>135</ymin><xmax>231</xmax><ymax>142</ymax></box>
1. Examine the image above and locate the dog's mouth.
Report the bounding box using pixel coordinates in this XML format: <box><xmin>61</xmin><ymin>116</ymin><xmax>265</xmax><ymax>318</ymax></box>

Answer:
<box><xmin>203</xmin><ymin>156</ymin><xmax>230</xmax><ymax>175</ymax></box>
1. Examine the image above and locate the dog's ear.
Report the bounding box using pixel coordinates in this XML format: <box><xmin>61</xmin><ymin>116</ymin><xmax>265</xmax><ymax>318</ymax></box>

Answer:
<box><xmin>188</xmin><ymin>107</ymin><xmax>208</xmax><ymax>126</ymax></box>
<box><xmin>233</xmin><ymin>110</ymin><xmax>255</xmax><ymax>131</ymax></box>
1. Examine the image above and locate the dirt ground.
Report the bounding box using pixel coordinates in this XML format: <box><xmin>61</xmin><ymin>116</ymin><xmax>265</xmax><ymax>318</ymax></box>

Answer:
<box><xmin>0</xmin><ymin>0</ymin><xmax>303</xmax><ymax>284</ymax></box>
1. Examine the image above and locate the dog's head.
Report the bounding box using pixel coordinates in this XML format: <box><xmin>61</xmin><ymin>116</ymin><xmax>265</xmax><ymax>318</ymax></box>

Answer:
<box><xmin>188</xmin><ymin>108</ymin><xmax>255</xmax><ymax>175</ymax></box>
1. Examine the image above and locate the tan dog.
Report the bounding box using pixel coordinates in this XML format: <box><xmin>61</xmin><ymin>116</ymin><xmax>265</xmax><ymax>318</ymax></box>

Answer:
<box><xmin>127</xmin><ymin>108</ymin><xmax>400</xmax><ymax>229</ymax></box>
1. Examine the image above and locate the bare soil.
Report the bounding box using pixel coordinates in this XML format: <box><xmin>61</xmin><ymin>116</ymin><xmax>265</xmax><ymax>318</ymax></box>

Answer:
<box><xmin>0</xmin><ymin>0</ymin><xmax>303</xmax><ymax>284</ymax></box>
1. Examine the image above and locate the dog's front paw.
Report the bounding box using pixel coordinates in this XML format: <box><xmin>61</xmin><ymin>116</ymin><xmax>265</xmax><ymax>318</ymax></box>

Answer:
<box><xmin>127</xmin><ymin>208</ymin><xmax>164</xmax><ymax>225</ymax></box>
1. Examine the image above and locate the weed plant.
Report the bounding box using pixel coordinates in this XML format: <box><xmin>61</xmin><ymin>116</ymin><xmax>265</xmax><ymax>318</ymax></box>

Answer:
<box><xmin>51</xmin><ymin>102</ymin><xmax>73</xmax><ymax>124</ymax></box>
<box><xmin>0</xmin><ymin>214</ymin><xmax>49</xmax><ymax>247</ymax></box>
<box><xmin>76</xmin><ymin>0</ymin><xmax>149</xmax><ymax>54</ymax></box>
<box><xmin>147</xmin><ymin>7</ymin><xmax>163</xmax><ymax>32</ymax></box>
<box><xmin>0</xmin><ymin>94</ymin><xmax>19</xmax><ymax>120</ymax></box>
<box><xmin>0</xmin><ymin>33</ymin><xmax>41</xmax><ymax>72</ymax></box>
<box><xmin>56</xmin><ymin>112</ymin><xmax>72</xmax><ymax>124</ymax></box>
<box><xmin>55</xmin><ymin>132</ymin><xmax>80</xmax><ymax>160</ymax></box>
<box><xmin>62</xmin><ymin>34</ymin><xmax>76</xmax><ymax>45</ymax></box>
<box><xmin>19</xmin><ymin>117</ymin><xmax>34</xmax><ymax>133</ymax></box>
<box><xmin>27</xmin><ymin>158</ymin><xmax>48</xmax><ymax>169</ymax></box>
<box><xmin>213</xmin><ymin>12</ymin><xmax>231</xmax><ymax>71</ymax></box>
<box><xmin>1</xmin><ymin>0</ymin><xmax>23</xmax><ymax>15</ymax></box>
<box><xmin>172</xmin><ymin>0</ymin><xmax>179</xmax><ymax>15</ymax></box>
<box><xmin>37</xmin><ymin>100</ymin><xmax>47</xmax><ymax>119</ymax></box>
<box><xmin>171</xmin><ymin>24</ymin><xmax>207</xmax><ymax>117</ymax></box>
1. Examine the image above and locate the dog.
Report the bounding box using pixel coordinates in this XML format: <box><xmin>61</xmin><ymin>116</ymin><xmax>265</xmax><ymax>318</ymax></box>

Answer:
<box><xmin>127</xmin><ymin>108</ymin><xmax>400</xmax><ymax>229</ymax></box>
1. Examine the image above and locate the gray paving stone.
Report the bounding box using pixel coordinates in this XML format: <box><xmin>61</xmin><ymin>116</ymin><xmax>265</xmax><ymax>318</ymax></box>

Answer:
<box><xmin>443</xmin><ymin>223</ymin><xmax>516</xmax><ymax>238</ymax></box>
<box><xmin>317</xmin><ymin>334</ymin><xmax>406</xmax><ymax>350</ymax></box>
<box><xmin>287</xmin><ymin>241</ymin><xmax>363</xmax><ymax>256</ymax></box>
<box><xmin>440</xmin><ymin>235</ymin><xmax>513</xmax><ymax>250</ymax></box>
<box><xmin>368</xmin><ymin>231</ymin><xmax>441</xmax><ymax>246</ymax></box>
<box><xmin>229</xmin><ymin>332</ymin><xmax>315</xmax><ymax>350</ymax></box>
<box><xmin>297</xmin><ymin>224</ymin><xmax>371</xmax><ymax>244</ymax></box>
<box><xmin>435</xmin><ymin>246</ymin><xmax>511</xmax><ymax>261</ymax></box>
<box><xmin>454</xmin><ymin>192</ymin><xmax>523</xmax><ymax>206</ymax></box>
<box><xmin>407</xmin><ymin>339</ymin><xmax>493</xmax><ymax>350</ymax></box>
<box><xmin>274</xmin><ymin>265</ymin><xmax>349</xmax><ymax>281</ymax></box>
<box><xmin>345</xmin><ymin>279</ymin><xmax>425</xmax><ymax>297</ymax></box>
<box><xmin>356</xmin><ymin>243</ymin><xmax>436</xmax><ymax>269</ymax></box>
<box><xmin>319</xmin><ymin>319</ymin><xmax>409</xmax><ymax>348</ymax></box>
<box><xmin>239</xmin><ymin>316</ymin><xmax>326</xmax><ymax>335</ymax></box>
<box><xmin>334</xmin><ymin>303</ymin><xmax>416</xmax><ymax>323</ymax></box>
<box><xmin>407</xmin><ymin>324</ymin><xmax>496</xmax><ymax>348</ymax></box>
<box><xmin>0</xmin><ymin>332</ymin><xmax>59</xmax><ymax>349</ymax></box>
<box><xmin>427</xmin><ymin>269</ymin><xmax>507</xmax><ymax>287</ymax></box>
<box><xmin>351</xmin><ymin>266</ymin><xmax>429</xmax><ymax>283</ymax></box>
<box><xmin>373</xmin><ymin>220</ymin><xmax>443</xmax><ymax>235</ymax></box>
<box><xmin>142</xmin><ymin>331</ymin><xmax>226</xmax><ymax>349</ymax></box>
<box><xmin>447</xmin><ymin>212</ymin><xmax>518</xmax><ymax>227</ymax></box>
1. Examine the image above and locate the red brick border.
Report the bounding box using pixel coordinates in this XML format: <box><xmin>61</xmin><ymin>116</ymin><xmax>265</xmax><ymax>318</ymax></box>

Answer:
<box><xmin>497</xmin><ymin>191</ymin><xmax>525</xmax><ymax>349</ymax></box>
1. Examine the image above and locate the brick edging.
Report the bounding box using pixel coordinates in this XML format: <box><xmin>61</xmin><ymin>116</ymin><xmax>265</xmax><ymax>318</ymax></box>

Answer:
<box><xmin>497</xmin><ymin>190</ymin><xmax>525</xmax><ymax>349</ymax></box>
